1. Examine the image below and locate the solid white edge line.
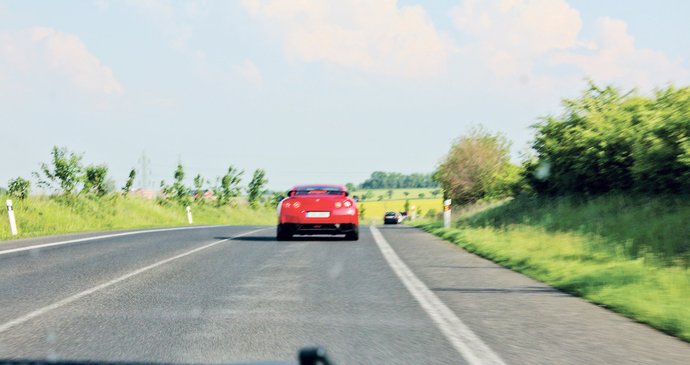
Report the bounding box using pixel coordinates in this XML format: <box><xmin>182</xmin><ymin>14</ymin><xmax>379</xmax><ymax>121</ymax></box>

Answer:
<box><xmin>0</xmin><ymin>225</ymin><xmax>222</xmax><ymax>256</ymax></box>
<box><xmin>0</xmin><ymin>227</ymin><xmax>268</xmax><ymax>334</ymax></box>
<box><xmin>370</xmin><ymin>226</ymin><xmax>506</xmax><ymax>365</ymax></box>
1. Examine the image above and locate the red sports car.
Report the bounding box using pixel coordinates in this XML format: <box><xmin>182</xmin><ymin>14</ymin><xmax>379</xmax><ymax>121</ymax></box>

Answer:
<box><xmin>277</xmin><ymin>184</ymin><xmax>359</xmax><ymax>241</ymax></box>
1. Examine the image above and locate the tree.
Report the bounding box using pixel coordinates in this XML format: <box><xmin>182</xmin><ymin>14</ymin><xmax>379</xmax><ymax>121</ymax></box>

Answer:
<box><xmin>404</xmin><ymin>199</ymin><xmax>410</xmax><ymax>213</ymax></box>
<box><xmin>247</xmin><ymin>169</ymin><xmax>268</xmax><ymax>209</ymax></box>
<box><xmin>418</xmin><ymin>193</ymin><xmax>425</xmax><ymax>199</ymax></box>
<box><xmin>377</xmin><ymin>195</ymin><xmax>383</xmax><ymax>201</ymax></box>
<box><xmin>172</xmin><ymin>163</ymin><xmax>191</xmax><ymax>206</ymax></box>
<box><xmin>363</xmin><ymin>190</ymin><xmax>373</xmax><ymax>201</ymax></box>
<box><xmin>386</xmin><ymin>189</ymin><xmax>393</xmax><ymax>200</ymax></box>
<box><xmin>345</xmin><ymin>182</ymin><xmax>356</xmax><ymax>192</ymax></box>
<box><xmin>435</xmin><ymin>127</ymin><xmax>518</xmax><ymax>205</ymax></box>
<box><xmin>34</xmin><ymin>146</ymin><xmax>82</xmax><ymax>194</ymax></box>
<box><xmin>215</xmin><ymin>166</ymin><xmax>243</xmax><ymax>206</ymax></box>
<box><xmin>122</xmin><ymin>169</ymin><xmax>136</xmax><ymax>196</ymax></box>
<box><xmin>8</xmin><ymin>177</ymin><xmax>30</xmax><ymax>200</ymax></box>
<box><xmin>83</xmin><ymin>165</ymin><xmax>109</xmax><ymax>197</ymax></box>
<box><xmin>193</xmin><ymin>174</ymin><xmax>205</xmax><ymax>203</ymax></box>
<box><xmin>359</xmin><ymin>204</ymin><xmax>366</xmax><ymax>219</ymax></box>
<box><xmin>431</xmin><ymin>190</ymin><xmax>440</xmax><ymax>198</ymax></box>
<box><xmin>403</xmin><ymin>191</ymin><xmax>410</xmax><ymax>198</ymax></box>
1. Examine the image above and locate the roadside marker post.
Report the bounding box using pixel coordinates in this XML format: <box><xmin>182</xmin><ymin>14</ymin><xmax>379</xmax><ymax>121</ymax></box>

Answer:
<box><xmin>443</xmin><ymin>199</ymin><xmax>451</xmax><ymax>229</ymax></box>
<box><xmin>186</xmin><ymin>206</ymin><xmax>193</xmax><ymax>225</ymax></box>
<box><xmin>6</xmin><ymin>200</ymin><xmax>18</xmax><ymax>236</ymax></box>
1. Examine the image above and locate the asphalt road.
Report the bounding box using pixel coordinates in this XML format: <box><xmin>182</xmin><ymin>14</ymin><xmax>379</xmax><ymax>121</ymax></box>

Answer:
<box><xmin>1</xmin><ymin>225</ymin><xmax>689</xmax><ymax>364</ymax></box>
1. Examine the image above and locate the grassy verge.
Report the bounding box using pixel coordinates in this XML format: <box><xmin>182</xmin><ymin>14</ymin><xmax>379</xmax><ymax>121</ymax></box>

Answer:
<box><xmin>412</xmin><ymin>194</ymin><xmax>690</xmax><ymax>342</ymax></box>
<box><xmin>0</xmin><ymin>195</ymin><xmax>275</xmax><ymax>241</ymax></box>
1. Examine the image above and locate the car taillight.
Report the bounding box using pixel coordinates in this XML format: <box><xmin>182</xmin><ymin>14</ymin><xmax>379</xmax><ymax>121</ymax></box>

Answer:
<box><xmin>293</xmin><ymin>201</ymin><xmax>301</xmax><ymax>208</ymax></box>
<box><xmin>283</xmin><ymin>202</ymin><xmax>291</xmax><ymax>208</ymax></box>
<box><xmin>343</xmin><ymin>200</ymin><xmax>352</xmax><ymax>208</ymax></box>
<box><xmin>334</xmin><ymin>201</ymin><xmax>342</xmax><ymax>208</ymax></box>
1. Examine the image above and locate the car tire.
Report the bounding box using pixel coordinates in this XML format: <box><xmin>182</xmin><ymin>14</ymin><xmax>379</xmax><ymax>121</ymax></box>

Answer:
<box><xmin>276</xmin><ymin>224</ymin><xmax>292</xmax><ymax>241</ymax></box>
<box><xmin>345</xmin><ymin>226</ymin><xmax>359</xmax><ymax>241</ymax></box>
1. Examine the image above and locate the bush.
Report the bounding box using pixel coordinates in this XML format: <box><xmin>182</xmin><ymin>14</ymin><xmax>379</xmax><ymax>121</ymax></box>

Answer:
<box><xmin>528</xmin><ymin>82</ymin><xmax>690</xmax><ymax>194</ymax></box>
<box><xmin>8</xmin><ymin>177</ymin><xmax>30</xmax><ymax>200</ymax></box>
<box><xmin>83</xmin><ymin>165</ymin><xmax>109</xmax><ymax>197</ymax></box>
<box><xmin>435</xmin><ymin>127</ymin><xmax>520</xmax><ymax>204</ymax></box>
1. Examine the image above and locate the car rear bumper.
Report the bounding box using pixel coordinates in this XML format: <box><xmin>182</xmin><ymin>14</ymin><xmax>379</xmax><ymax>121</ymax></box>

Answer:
<box><xmin>280</xmin><ymin>223</ymin><xmax>358</xmax><ymax>235</ymax></box>
<box><xmin>384</xmin><ymin>218</ymin><xmax>399</xmax><ymax>224</ymax></box>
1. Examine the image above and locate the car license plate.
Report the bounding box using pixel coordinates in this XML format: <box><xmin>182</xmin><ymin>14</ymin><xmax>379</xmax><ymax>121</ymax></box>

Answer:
<box><xmin>306</xmin><ymin>211</ymin><xmax>330</xmax><ymax>218</ymax></box>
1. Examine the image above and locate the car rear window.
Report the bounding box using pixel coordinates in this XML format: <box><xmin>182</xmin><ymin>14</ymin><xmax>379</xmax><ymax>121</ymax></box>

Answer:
<box><xmin>292</xmin><ymin>186</ymin><xmax>344</xmax><ymax>196</ymax></box>
<box><xmin>385</xmin><ymin>212</ymin><xmax>396</xmax><ymax>216</ymax></box>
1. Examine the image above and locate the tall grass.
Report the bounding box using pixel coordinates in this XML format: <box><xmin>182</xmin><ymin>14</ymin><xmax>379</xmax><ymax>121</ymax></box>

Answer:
<box><xmin>0</xmin><ymin>195</ymin><xmax>275</xmax><ymax>240</ymax></box>
<box><xmin>413</xmin><ymin>194</ymin><xmax>690</xmax><ymax>341</ymax></box>
<box><xmin>464</xmin><ymin>195</ymin><xmax>690</xmax><ymax>266</ymax></box>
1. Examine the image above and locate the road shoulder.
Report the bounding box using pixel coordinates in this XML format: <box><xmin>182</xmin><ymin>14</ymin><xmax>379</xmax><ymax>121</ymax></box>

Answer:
<box><xmin>379</xmin><ymin>225</ymin><xmax>690</xmax><ymax>365</ymax></box>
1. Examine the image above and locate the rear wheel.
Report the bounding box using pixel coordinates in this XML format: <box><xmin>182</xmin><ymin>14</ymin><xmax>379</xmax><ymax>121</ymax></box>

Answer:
<box><xmin>345</xmin><ymin>225</ymin><xmax>359</xmax><ymax>241</ymax></box>
<box><xmin>276</xmin><ymin>224</ymin><xmax>292</xmax><ymax>241</ymax></box>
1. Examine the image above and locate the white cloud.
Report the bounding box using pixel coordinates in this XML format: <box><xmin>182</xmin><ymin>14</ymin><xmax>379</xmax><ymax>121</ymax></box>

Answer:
<box><xmin>124</xmin><ymin>0</ymin><xmax>206</xmax><ymax>50</ymax></box>
<box><xmin>451</xmin><ymin>0</ymin><xmax>582</xmax><ymax>76</ymax></box>
<box><xmin>450</xmin><ymin>0</ymin><xmax>689</xmax><ymax>89</ymax></box>
<box><xmin>242</xmin><ymin>0</ymin><xmax>450</xmax><ymax>78</ymax></box>
<box><xmin>235</xmin><ymin>58</ymin><xmax>263</xmax><ymax>85</ymax></box>
<box><xmin>0</xmin><ymin>27</ymin><xmax>123</xmax><ymax>96</ymax></box>
<box><xmin>550</xmin><ymin>17</ymin><xmax>690</xmax><ymax>89</ymax></box>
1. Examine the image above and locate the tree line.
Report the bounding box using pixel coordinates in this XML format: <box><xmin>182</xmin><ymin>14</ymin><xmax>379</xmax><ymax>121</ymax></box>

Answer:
<box><xmin>435</xmin><ymin>82</ymin><xmax>690</xmax><ymax>205</ymax></box>
<box><xmin>4</xmin><ymin>146</ymin><xmax>269</xmax><ymax>209</ymax></box>
<box><xmin>350</xmin><ymin>171</ymin><xmax>438</xmax><ymax>190</ymax></box>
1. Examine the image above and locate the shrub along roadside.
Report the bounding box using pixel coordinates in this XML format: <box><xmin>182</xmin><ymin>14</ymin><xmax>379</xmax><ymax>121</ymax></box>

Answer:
<box><xmin>411</xmin><ymin>200</ymin><xmax>690</xmax><ymax>342</ymax></box>
<box><xmin>0</xmin><ymin>195</ymin><xmax>275</xmax><ymax>241</ymax></box>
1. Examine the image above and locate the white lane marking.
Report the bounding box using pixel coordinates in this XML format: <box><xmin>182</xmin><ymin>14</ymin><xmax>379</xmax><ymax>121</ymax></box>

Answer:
<box><xmin>370</xmin><ymin>226</ymin><xmax>506</xmax><ymax>365</ymax></box>
<box><xmin>0</xmin><ymin>225</ymin><xmax>220</xmax><ymax>256</ymax></box>
<box><xmin>0</xmin><ymin>228</ymin><xmax>267</xmax><ymax>334</ymax></box>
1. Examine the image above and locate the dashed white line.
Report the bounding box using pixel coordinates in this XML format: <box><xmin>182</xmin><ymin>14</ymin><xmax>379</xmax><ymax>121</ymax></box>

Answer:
<box><xmin>370</xmin><ymin>226</ymin><xmax>507</xmax><ymax>365</ymax></box>
<box><xmin>0</xmin><ymin>228</ymin><xmax>267</xmax><ymax>334</ymax></box>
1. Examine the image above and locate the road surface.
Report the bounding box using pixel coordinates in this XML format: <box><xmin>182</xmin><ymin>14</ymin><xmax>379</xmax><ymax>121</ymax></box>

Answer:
<box><xmin>1</xmin><ymin>225</ymin><xmax>689</xmax><ymax>364</ymax></box>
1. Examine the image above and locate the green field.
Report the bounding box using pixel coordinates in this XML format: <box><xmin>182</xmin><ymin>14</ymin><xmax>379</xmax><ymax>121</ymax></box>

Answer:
<box><xmin>0</xmin><ymin>195</ymin><xmax>275</xmax><ymax>240</ymax></box>
<box><xmin>413</xmin><ymin>195</ymin><xmax>690</xmax><ymax>341</ymax></box>
<box><xmin>358</xmin><ymin>198</ymin><xmax>443</xmax><ymax>224</ymax></box>
<box><xmin>350</xmin><ymin>188</ymin><xmax>440</xmax><ymax>201</ymax></box>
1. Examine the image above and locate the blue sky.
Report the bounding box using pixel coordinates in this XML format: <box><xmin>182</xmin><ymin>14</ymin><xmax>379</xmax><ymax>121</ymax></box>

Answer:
<box><xmin>1</xmin><ymin>0</ymin><xmax>689</xmax><ymax>191</ymax></box>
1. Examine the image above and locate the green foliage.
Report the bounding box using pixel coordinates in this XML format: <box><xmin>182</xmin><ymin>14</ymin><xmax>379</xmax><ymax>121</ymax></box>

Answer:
<box><xmin>360</xmin><ymin>171</ymin><xmax>438</xmax><ymax>189</ymax></box>
<box><xmin>8</xmin><ymin>177</ymin><xmax>30</xmax><ymax>200</ymax></box>
<box><xmin>386</xmin><ymin>189</ymin><xmax>393</xmax><ymax>199</ymax></box>
<box><xmin>345</xmin><ymin>182</ymin><xmax>356</xmax><ymax>192</ymax></box>
<box><xmin>359</xmin><ymin>204</ymin><xmax>366</xmax><ymax>219</ymax></box>
<box><xmin>159</xmin><ymin>163</ymin><xmax>191</xmax><ymax>207</ymax></box>
<box><xmin>193</xmin><ymin>174</ymin><xmax>205</xmax><ymax>203</ymax></box>
<box><xmin>418</xmin><ymin>193</ymin><xmax>425</xmax><ymax>199</ymax></box>
<box><xmin>122</xmin><ymin>169</ymin><xmax>136</xmax><ymax>196</ymax></box>
<box><xmin>435</xmin><ymin>127</ymin><xmax>520</xmax><ymax>204</ymax></box>
<box><xmin>34</xmin><ymin>146</ymin><xmax>83</xmax><ymax>194</ymax></box>
<box><xmin>247</xmin><ymin>169</ymin><xmax>268</xmax><ymax>209</ymax></box>
<box><xmin>215</xmin><ymin>166</ymin><xmax>243</xmax><ymax>207</ymax></box>
<box><xmin>528</xmin><ymin>82</ymin><xmax>690</xmax><ymax>194</ymax></box>
<box><xmin>403</xmin><ymin>199</ymin><xmax>410</xmax><ymax>213</ymax></box>
<box><xmin>83</xmin><ymin>165</ymin><xmax>109</xmax><ymax>197</ymax></box>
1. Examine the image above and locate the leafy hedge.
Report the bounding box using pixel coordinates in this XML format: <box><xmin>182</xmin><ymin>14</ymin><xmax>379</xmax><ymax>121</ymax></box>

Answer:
<box><xmin>526</xmin><ymin>83</ymin><xmax>690</xmax><ymax>194</ymax></box>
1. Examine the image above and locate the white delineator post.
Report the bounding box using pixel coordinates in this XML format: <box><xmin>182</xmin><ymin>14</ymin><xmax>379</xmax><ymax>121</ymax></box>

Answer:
<box><xmin>6</xmin><ymin>200</ymin><xmax>18</xmax><ymax>236</ymax></box>
<box><xmin>443</xmin><ymin>199</ymin><xmax>452</xmax><ymax>229</ymax></box>
<box><xmin>186</xmin><ymin>206</ymin><xmax>193</xmax><ymax>224</ymax></box>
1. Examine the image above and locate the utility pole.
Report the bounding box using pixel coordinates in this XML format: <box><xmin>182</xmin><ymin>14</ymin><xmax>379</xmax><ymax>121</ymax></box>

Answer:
<box><xmin>137</xmin><ymin>151</ymin><xmax>152</xmax><ymax>190</ymax></box>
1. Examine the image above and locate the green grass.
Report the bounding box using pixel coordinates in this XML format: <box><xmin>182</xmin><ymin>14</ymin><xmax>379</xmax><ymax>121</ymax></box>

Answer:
<box><xmin>412</xmin><ymin>194</ymin><xmax>690</xmax><ymax>342</ymax></box>
<box><xmin>0</xmin><ymin>195</ymin><xmax>275</xmax><ymax>241</ymax></box>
